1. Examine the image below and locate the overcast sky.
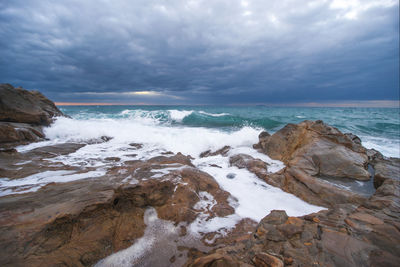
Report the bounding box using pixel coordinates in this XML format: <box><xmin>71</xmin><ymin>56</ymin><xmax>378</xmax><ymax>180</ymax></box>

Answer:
<box><xmin>0</xmin><ymin>0</ymin><xmax>399</xmax><ymax>105</ymax></box>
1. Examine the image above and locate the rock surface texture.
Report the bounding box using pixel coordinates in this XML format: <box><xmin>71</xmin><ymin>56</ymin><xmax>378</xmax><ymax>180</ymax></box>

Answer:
<box><xmin>0</xmin><ymin>83</ymin><xmax>63</xmax><ymax>146</ymax></box>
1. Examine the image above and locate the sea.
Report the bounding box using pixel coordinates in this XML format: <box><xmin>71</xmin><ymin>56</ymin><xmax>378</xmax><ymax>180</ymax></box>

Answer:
<box><xmin>52</xmin><ymin>105</ymin><xmax>399</xmax><ymax>158</ymax></box>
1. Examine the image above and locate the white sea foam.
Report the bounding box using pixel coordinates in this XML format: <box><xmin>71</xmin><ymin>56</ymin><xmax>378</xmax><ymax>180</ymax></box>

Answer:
<box><xmin>360</xmin><ymin>135</ymin><xmax>400</xmax><ymax>158</ymax></box>
<box><xmin>194</xmin><ymin>155</ymin><xmax>322</xmax><ymax>221</ymax></box>
<box><xmin>168</xmin><ymin>109</ymin><xmax>193</xmax><ymax>121</ymax></box>
<box><xmin>199</xmin><ymin>111</ymin><xmax>230</xmax><ymax>117</ymax></box>
<box><xmin>0</xmin><ymin>170</ymin><xmax>105</xmax><ymax>196</ymax></box>
<box><xmin>41</xmin><ymin>117</ymin><xmax>261</xmax><ymax>159</ymax></box>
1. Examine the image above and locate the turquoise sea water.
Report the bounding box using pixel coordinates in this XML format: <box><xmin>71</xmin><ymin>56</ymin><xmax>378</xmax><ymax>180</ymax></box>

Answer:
<box><xmin>58</xmin><ymin>105</ymin><xmax>400</xmax><ymax>158</ymax></box>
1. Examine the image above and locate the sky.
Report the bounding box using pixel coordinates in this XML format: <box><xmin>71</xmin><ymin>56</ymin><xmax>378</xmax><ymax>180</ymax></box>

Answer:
<box><xmin>0</xmin><ymin>0</ymin><xmax>399</xmax><ymax>105</ymax></box>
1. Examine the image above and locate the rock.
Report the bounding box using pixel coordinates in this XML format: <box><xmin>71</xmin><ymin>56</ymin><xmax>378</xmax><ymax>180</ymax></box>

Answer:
<box><xmin>254</xmin><ymin>131</ymin><xmax>271</xmax><ymax>149</ymax></box>
<box><xmin>371</xmin><ymin>157</ymin><xmax>400</xmax><ymax>188</ymax></box>
<box><xmin>366</xmin><ymin>148</ymin><xmax>384</xmax><ymax>161</ymax></box>
<box><xmin>200</xmin><ymin>146</ymin><xmax>231</xmax><ymax>158</ymax></box>
<box><xmin>86</xmin><ymin>136</ymin><xmax>113</xmax><ymax>145</ymax></box>
<box><xmin>148</xmin><ymin>152</ymin><xmax>194</xmax><ymax>167</ymax></box>
<box><xmin>210</xmin><ymin>164</ymin><xmax>222</xmax><ymax>168</ymax></box>
<box><xmin>344</xmin><ymin>133</ymin><xmax>362</xmax><ymax>145</ymax></box>
<box><xmin>129</xmin><ymin>143</ymin><xmax>143</xmax><ymax>149</ymax></box>
<box><xmin>260</xmin><ymin>210</ymin><xmax>288</xmax><ymax>225</ymax></box>
<box><xmin>0</xmin><ymin>83</ymin><xmax>63</xmax><ymax>126</ymax></box>
<box><xmin>257</xmin><ymin>120</ymin><xmax>370</xmax><ymax>181</ymax></box>
<box><xmin>252</xmin><ymin>252</ymin><xmax>283</xmax><ymax>267</ymax></box>
<box><xmin>105</xmin><ymin>157</ymin><xmax>121</xmax><ymax>162</ymax></box>
<box><xmin>0</xmin><ymin>122</ymin><xmax>45</xmax><ymax>145</ymax></box>
<box><xmin>229</xmin><ymin>154</ymin><xmax>268</xmax><ymax>178</ymax></box>
<box><xmin>189</xmin><ymin>253</ymin><xmax>241</xmax><ymax>267</ymax></box>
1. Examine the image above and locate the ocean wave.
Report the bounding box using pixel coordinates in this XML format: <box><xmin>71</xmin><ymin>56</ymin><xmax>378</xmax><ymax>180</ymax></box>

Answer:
<box><xmin>198</xmin><ymin>111</ymin><xmax>230</xmax><ymax>117</ymax></box>
<box><xmin>42</xmin><ymin>116</ymin><xmax>262</xmax><ymax>157</ymax></box>
<box><xmin>168</xmin><ymin>110</ymin><xmax>193</xmax><ymax>122</ymax></box>
<box><xmin>360</xmin><ymin>135</ymin><xmax>400</xmax><ymax>158</ymax></box>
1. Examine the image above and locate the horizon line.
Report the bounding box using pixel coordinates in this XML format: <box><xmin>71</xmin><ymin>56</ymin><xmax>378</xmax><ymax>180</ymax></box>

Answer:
<box><xmin>55</xmin><ymin>100</ymin><xmax>400</xmax><ymax>108</ymax></box>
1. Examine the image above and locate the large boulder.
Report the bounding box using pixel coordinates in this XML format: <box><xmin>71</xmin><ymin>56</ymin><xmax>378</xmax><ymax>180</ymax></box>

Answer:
<box><xmin>257</xmin><ymin>120</ymin><xmax>370</xmax><ymax>181</ymax></box>
<box><xmin>0</xmin><ymin>83</ymin><xmax>63</xmax><ymax>126</ymax></box>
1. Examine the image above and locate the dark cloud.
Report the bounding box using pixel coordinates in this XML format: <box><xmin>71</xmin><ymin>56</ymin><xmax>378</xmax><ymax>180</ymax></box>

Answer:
<box><xmin>0</xmin><ymin>0</ymin><xmax>398</xmax><ymax>104</ymax></box>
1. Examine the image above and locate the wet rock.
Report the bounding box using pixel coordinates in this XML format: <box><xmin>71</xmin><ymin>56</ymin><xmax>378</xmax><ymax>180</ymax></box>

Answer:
<box><xmin>200</xmin><ymin>146</ymin><xmax>231</xmax><ymax>158</ymax></box>
<box><xmin>371</xmin><ymin>157</ymin><xmax>400</xmax><ymax>188</ymax></box>
<box><xmin>0</xmin><ymin>83</ymin><xmax>63</xmax><ymax>126</ymax></box>
<box><xmin>0</xmin><ymin>122</ymin><xmax>45</xmax><ymax>145</ymax></box>
<box><xmin>261</xmin><ymin>210</ymin><xmax>288</xmax><ymax>225</ymax></box>
<box><xmin>253</xmin><ymin>131</ymin><xmax>271</xmax><ymax>150</ymax></box>
<box><xmin>344</xmin><ymin>133</ymin><xmax>362</xmax><ymax>145</ymax></box>
<box><xmin>86</xmin><ymin>136</ymin><xmax>113</xmax><ymax>144</ymax></box>
<box><xmin>148</xmin><ymin>152</ymin><xmax>194</xmax><ymax>167</ymax></box>
<box><xmin>189</xmin><ymin>253</ymin><xmax>241</xmax><ymax>267</ymax></box>
<box><xmin>209</xmin><ymin>164</ymin><xmax>222</xmax><ymax>168</ymax></box>
<box><xmin>129</xmin><ymin>143</ymin><xmax>143</xmax><ymax>149</ymax></box>
<box><xmin>366</xmin><ymin>148</ymin><xmax>384</xmax><ymax>161</ymax></box>
<box><xmin>252</xmin><ymin>252</ymin><xmax>283</xmax><ymax>267</ymax></box>
<box><xmin>257</xmin><ymin>120</ymin><xmax>369</xmax><ymax>181</ymax></box>
<box><xmin>105</xmin><ymin>157</ymin><xmax>121</xmax><ymax>162</ymax></box>
<box><xmin>229</xmin><ymin>154</ymin><xmax>268</xmax><ymax>178</ymax></box>
<box><xmin>0</xmin><ymin>147</ymin><xmax>17</xmax><ymax>154</ymax></box>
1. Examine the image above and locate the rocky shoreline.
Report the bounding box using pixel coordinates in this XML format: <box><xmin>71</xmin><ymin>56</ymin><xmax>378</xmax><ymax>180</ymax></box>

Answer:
<box><xmin>0</xmin><ymin>84</ymin><xmax>399</xmax><ymax>266</ymax></box>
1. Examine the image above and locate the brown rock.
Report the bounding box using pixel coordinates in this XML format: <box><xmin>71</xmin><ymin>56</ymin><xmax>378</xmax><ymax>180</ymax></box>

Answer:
<box><xmin>200</xmin><ymin>146</ymin><xmax>231</xmax><ymax>158</ymax></box>
<box><xmin>258</xmin><ymin>120</ymin><xmax>370</xmax><ymax>181</ymax></box>
<box><xmin>0</xmin><ymin>122</ymin><xmax>45</xmax><ymax>145</ymax></box>
<box><xmin>348</xmin><ymin>212</ymin><xmax>384</xmax><ymax>225</ymax></box>
<box><xmin>260</xmin><ymin>210</ymin><xmax>289</xmax><ymax>226</ymax></box>
<box><xmin>372</xmin><ymin>157</ymin><xmax>400</xmax><ymax>188</ymax></box>
<box><xmin>252</xmin><ymin>252</ymin><xmax>283</xmax><ymax>267</ymax></box>
<box><xmin>0</xmin><ymin>83</ymin><xmax>63</xmax><ymax>126</ymax></box>
<box><xmin>190</xmin><ymin>253</ymin><xmax>240</xmax><ymax>267</ymax></box>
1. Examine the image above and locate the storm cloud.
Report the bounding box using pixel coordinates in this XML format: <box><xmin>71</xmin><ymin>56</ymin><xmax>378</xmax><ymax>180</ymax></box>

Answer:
<box><xmin>0</xmin><ymin>0</ymin><xmax>398</xmax><ymax>104</ymax></box>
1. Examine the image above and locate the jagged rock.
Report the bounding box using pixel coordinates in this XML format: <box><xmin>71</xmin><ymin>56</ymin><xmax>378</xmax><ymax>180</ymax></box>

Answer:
<box><xmin>187</xmin><ymin>175</ymin><xmax>400</xmax><ymax>267</ymax></box>
<box><xmin>189</xmin><ymin>253</ymin><xmax>241</xmax><ymax>267</ymax></box>
<box><xmin>129</xmin><ymin>143</ymin><xmax>143</xmax><ymax>149</ymax></box>
<box><xmin>0</xmin><ymin>83</ymin><xmax>63</xmax><ymax>126</ymax></box>
<box><xmin>229</xmin><ymin>154</ymin><xmax>268</xmax><ymax>178</ymax></box>
<box><xmin>258</xmin><ymin>120</ymin><xmax>370</xmax><ymax>181</ymax></box>
<box><xmin>252</xmin><ymin>252</ymin><xmax>283</xmax><ymax>267</ymax></box>
<box><xmin>366</xmin><ymin>148</ymin><xmax>384</xmax><ymax>161</ymax></box>
<box><xmin>344</xmin><ymin>133</ymin><xmax>362</xmax><ymax>145</ymax></box>
<box><xmin>371</xmin><ymin>157</ymin><xmax>400</xmax><ymax>188</ymax></box>
<box><xmin>186</xmin><ymin>121</ymin><xmax>400</xmax><ymax>267</ymax></box>
<box><xmin>253</xmin><ymin>131</ymin><xmax>271</xmax><ymax>149</ymax></box>
<box><xmin>0</xmin><ymin>122</ymin><xmax>45</xmax><ymax>145</ymax></box>
<box><xmin>200</xmin><ymin>146</ymin><xmax>231</xmax><ymax>158</ymax></box>
<box><xmin>0</xmin><ymin>152</ymin><xmax>235</xmax><ymax>266</ymax></box>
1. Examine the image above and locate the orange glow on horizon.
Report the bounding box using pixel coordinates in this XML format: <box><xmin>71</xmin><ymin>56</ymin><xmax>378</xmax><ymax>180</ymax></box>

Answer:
<box><xmin>55</xmin><ymin>102</ymin><xmax>150</xmax><ymax>106</ymax></box>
